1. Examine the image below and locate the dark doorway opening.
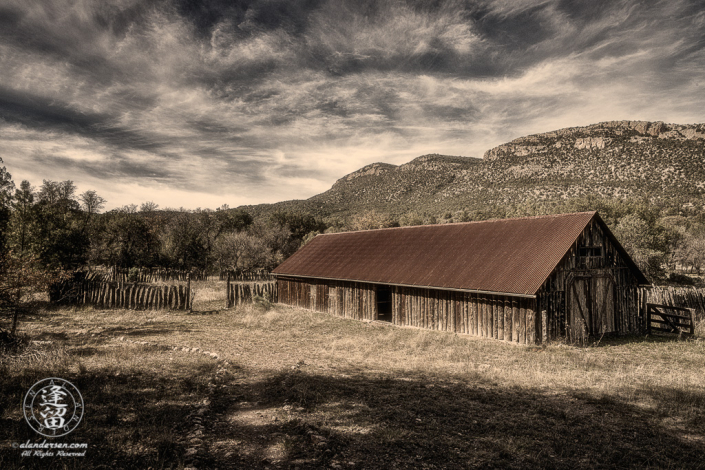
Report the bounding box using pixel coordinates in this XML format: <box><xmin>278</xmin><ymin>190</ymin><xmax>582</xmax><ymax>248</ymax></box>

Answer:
<box><xmin>377</xmin><ymin>286</ymin><xmax>392</xmax><ymax>322</ymax></box>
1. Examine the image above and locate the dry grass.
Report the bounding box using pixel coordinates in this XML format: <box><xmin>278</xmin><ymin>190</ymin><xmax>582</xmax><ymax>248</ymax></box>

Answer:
<box><xmin>1</xmin><ymin>303</ymin><xmax>704</xmax><ymax>469</ymax></box>
<box><xmin>190</xmin><ymin>279</ymin><xmax>275</xmax><ymax>312</ymax></box>
<box><xmin>191</xmin><ymin>279</ymin><xmax>227</xmax><ymax>312</ymax></box>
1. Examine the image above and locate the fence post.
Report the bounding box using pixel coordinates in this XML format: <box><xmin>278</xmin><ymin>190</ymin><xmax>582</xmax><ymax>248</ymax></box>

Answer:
<box><xmin>187</xmin><ymin>272</ymin><xmax>192</xmax><ymax>311</ymax></box>
<box><xmin>226</xmin><ymin>271</ymin><xmax>232</xmax><ymax>308</ymax></box>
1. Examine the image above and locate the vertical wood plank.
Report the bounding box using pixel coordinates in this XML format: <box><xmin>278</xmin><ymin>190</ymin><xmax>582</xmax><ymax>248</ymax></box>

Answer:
<box><xmin>487</xmin><ymin>298</ymin><xmax>493</xmax><ymax>338</ymax></box>
<box><xmin>493</xmin><ymin>299</ymin><xmax>499</xmax><ymax>339</ymax></box>
<box><xmin>475</xmin><ymin>296</ymin><xmax>481</xmax><ymax>337</ymax></box>
<box><xmin>486</xmin><ymin>297</ymin><xmax>492</xmax><ymax>338</ymax></box>
<box><xmin>534</xmin><ymin>298</ymin><xmax>542</xmax><ymax>345</ymax></box>
<box><xmin>461</xmin><ymin>294</ymin><xmax>467</xmax><ymax>334</ymax></box>
<box><xmin>512</xmin><ymin>298</ymin><xmax>519</xmax><ymax>342</ymax></box>
<box><xmin>519</xmin><ymin>299</ymin><xmax>526</xmax><ymax>344</ymax></box>
<box><xmin>478</xmin><ymin>297</ymin><xmax>483</xmax><ymax>337</ymax></box>
<box><xmin>471</xmin><ymin>295</ymin><xmax>477</xmax><ymax>336</ymax></box>
<box><xmin>497</xmin><ymin>297</ymin><xmax>504</xmax><ymax>340</ymax></box>
<box><xmin>526</xmin><ymin>300</ymin><xmax>535</xmax><ymax>345</ymax></box>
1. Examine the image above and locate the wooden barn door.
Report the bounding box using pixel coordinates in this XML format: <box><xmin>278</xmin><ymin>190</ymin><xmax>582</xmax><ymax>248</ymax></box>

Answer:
<box><xmin>568</xmin><ymin>276</ymin><xmax>591</xmax><ymax>342</ymax></box>
<box><xmin>591</xmin><ymin>275</ymin><xmax>616</xmax><ymax>335</ymax></box>
<box><xmin>568</xmin><ymin>274</ymin><xmax>617</xmax><ymax>342</ymax></box>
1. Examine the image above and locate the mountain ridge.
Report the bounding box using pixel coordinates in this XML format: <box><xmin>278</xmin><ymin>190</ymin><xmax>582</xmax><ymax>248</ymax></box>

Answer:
<box><xmin>241</xmin><ymin>120</ymin><xmax>705</xmax><ymax>221</ymax></box>
<box><xmin>483</xmin><ymin>120</ymin><xmax>705</xmax><ymax>161</ymax></box>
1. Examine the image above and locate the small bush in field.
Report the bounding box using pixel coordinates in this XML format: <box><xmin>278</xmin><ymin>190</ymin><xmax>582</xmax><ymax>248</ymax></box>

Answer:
<box><xmin>253</xmin><ymin>293</ymin><xmax>272</xmax><ymax>312</ymax></box>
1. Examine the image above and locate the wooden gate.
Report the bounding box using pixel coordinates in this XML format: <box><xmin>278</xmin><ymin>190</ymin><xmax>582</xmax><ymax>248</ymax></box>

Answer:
<box><xmin>646</xmin><ymin>303</ymin><xmax>695</xmax><ymax>336</ymax></box>
<box><xmin>567</xmin><ymin>273</ymin><xmax>616</xmax><ymax>341</ymax></box>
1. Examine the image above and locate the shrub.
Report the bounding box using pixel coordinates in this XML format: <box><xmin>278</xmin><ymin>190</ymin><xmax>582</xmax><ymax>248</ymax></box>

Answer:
<box><xmin>253</xmin><ymin>293</ymin><xmax>273</xmax><ymax>312</ymax></box>
<box><xmin>666</xmin><ymin>272</ymin><xmax>696</xmax><ymax>286</ymax></box>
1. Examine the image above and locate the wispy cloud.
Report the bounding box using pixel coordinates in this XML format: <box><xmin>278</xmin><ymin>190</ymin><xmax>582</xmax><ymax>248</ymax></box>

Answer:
<box><xmin>0</xmin><ymin>0</ymin><xmax>703</xmax><ymax>209</ymax></box>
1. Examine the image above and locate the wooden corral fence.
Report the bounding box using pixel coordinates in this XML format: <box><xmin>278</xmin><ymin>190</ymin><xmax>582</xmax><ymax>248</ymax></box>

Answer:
<box><xmin>109</xmin><ymin>267</ymin><xmax>207</xmax><ymax>283</ymax></box>
<box><xmin>225</xmin><ymin>279</ymin><xmax>277</xmax><ymax>308</ymax></box>
<box><xmin>646</xmin><ymin>303</ymin><xmax>695</xmax><ymax>336</ymax></box>
<box><xmin>53</xmin><ymin>279</ymin><xmax>193</xmax><ymax>311</ymax></box>
<box><xmin>219</xmin><ymin>270</ymin><xmax>274</xmax><ymax>282</ymax></box>
<box><xmin>642</xmin><ymin>286</ymin><xmax>705</xmax><ymax>320</ymax></box>
<box><xmin>79</xmin><ymin>270</ymin><xmax>112</xmax><ymax>283</ymax></box>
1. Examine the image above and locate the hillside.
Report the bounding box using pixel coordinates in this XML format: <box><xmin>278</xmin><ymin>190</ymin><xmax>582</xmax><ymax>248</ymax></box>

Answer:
<box><xmin>242</xmin><ymin>120</ymin><xmax>705</xmax><ymax>221</ymax></box>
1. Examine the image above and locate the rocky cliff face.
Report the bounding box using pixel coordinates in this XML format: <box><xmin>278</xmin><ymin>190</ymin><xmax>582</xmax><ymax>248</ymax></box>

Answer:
<box><xmin>335</xmin><ymin>162</ymin><xmax>397</xmax><ymax>184</ymax></box>
<box><xmin>244</xmin><ymin>120</ymin><xmax>705</xmax><ymax>220</ymax></box>
<box><xmin>483</xmin><ymin>121</ymin><xmax>705</xmax><ymax>160</ymax></box>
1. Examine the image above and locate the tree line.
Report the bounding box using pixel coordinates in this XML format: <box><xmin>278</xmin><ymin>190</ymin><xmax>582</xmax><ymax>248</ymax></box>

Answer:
<box><xmin>0</xmin><ymin>158</ymin><xmax>325</xmax><ymax>332</ymax></box>
<box><xmin>3</xmin><ymin>156</ymin><xmax>705</xmax><ymax>333</ymax></box>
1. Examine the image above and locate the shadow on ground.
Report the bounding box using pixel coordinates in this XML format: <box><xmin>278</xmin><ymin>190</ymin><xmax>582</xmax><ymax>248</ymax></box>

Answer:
<box><xmin>187</xmin><ymin>309</ymin><xmax>224</xmax><ymax>315</ymax></box>
<box><xmin>1</xmin><ymin>337</ymin><xmax>703</xmax><ymax>469</ymax></box>
<box><xmin>0</xmin><ymin>354</ymin><xmax>217</xmax><ymax>469</ymax></box>
<box><xmin>202</xmin><ymin>370</ymin><xmax>705</xmax><ymax>469</ymax></box>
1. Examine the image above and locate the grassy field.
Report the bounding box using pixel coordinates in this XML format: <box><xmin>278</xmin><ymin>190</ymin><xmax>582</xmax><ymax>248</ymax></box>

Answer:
<box><xmin>1</xmin><ymin>292</ymin><xmax>705</xmax><ymax>469</ymax></box>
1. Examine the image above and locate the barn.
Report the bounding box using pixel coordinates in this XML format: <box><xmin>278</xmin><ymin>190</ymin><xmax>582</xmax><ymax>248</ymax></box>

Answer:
<box><xmin>272</xmin><ymin>211</ymin><xmax>650</xmax><ymax>344</ymax></box>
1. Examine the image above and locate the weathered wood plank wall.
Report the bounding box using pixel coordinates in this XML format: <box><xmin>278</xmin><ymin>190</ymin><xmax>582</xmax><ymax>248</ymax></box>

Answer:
<box><xmin>536</xmin><ymin>219</ymin><xmax>643</xmax><ymax>341</ymax></box>
<box><xmin>277</xmin><ymin>277</ymin><xmax>540</xmax><ymax>344</ymax></box>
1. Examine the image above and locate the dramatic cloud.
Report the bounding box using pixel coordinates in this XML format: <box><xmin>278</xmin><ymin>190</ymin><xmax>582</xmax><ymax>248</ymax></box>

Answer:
<box><xmin>1</xmin><ymin>0</ymin><xmax>703</xmax><ymax>209</ymax></box>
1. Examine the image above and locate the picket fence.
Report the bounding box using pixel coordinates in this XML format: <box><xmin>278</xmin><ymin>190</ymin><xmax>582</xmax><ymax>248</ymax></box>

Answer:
<box><xmin>219</xmin><ymin>270</ymin><xmax>274</xmax><ymax>282</ymax></box>
<box><xmin>226</xmin><ymin>282</ymin><xmax>277</xmax><ymax>308</ymax></box>
<box><xmin>643</xmin><ymin>286</ymin><xmax>705</xmax><ymax>319</ymax></box>
<box><xmin>110</xmin><ymin>267</ymin><xmax>207</xmax><ymax>283</ymax></box>
<box><xmin>56</xmin><ymin>280</ymin><xmax>193</xmax><ymax>311</ymax></box>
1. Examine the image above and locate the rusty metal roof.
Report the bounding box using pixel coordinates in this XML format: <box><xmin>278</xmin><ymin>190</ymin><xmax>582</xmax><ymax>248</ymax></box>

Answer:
<box><xmin>273</xmin><ymin>211</ymin><xmax>644</xmax><ymax>296</ymax></box>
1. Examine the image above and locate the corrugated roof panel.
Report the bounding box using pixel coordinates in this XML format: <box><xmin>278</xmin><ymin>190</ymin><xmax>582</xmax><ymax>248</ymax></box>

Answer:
<box><xmin>273</xmin><ymin>211</ymin><xmax>601</xmax><ymax>296</ymax></box>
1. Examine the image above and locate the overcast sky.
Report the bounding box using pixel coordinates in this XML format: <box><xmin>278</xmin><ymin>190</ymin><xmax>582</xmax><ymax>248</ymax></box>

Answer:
<box><xmin>1</xmin><ymin>0</ymin><xmax>703</xmax><ymax>210</ymax></box>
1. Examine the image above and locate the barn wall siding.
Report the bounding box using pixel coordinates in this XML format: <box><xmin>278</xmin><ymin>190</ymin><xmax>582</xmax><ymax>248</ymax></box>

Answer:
<box><xmin>276</xmin><ymin>220</ymin><xmax>643</xmax><ymax>344</ymax></box>
<box><xmin>536</xmin><ymin>219</ymin><xmax>643</xmax><ymax>342</ymax></box>
<box><xmin>276</xmin><ymin>277</ymin><xmax>540</xmax><ymax>344</ymax></box>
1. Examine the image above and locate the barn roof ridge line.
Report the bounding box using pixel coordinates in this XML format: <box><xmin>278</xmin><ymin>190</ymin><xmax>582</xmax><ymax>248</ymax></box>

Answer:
<box><xmin>318</xmin><ymin>210</ymin><xmax>599</xmax><ymax>235</ymax></box>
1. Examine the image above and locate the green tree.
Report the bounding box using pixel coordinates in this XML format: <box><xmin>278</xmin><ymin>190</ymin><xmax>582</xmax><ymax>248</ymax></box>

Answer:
<box><xmin>675</xmin><ymin>232</ymin><xmax>705</xmax><ymax>274</ymax></box>
<box><xmin>159</xmin><ymin>210</ymin><xmax>208</xmax><ymax>270</ymax></box>
<box><xmin>0</xmin><ymin>166</ymin><xmax>64</xmax><ymax>335</ymax></box>
<box><xmin>140</xmin><ymin>201</ymin><xmax>159</xmax><ymax>213</ymax></box>
<box><xmin>0</xmin><ymin>158</ymin><xmax>15</xmax><ymax>254</ymax></box>
<box><xmin>80</xmin><ymin>190</ymin><xmax>106</xmax><ymax>218</ymax></box>
<box><xmin>613</xmin><ymin>213</ymin><xmax>673</xmax><ymax>281</ymax></box>
<box><xmin>9</xmin><ymin>181</ymin><xmax>36</xmax><ymax>254</ymax></box>
<box><xmin>0</xmin><ymin>252</ymin><xmax>62</xmax><ymax>334</ymax></box>
<box><xmin>214</xmin><ymin>232</ymin><xmax>271</xmax><ymax>274</ymax></box>
<box><xmin>89</xmin><ymin>205</ymin><xmax>160</xmax><ymax>267</ymax></box>
<box><xmin>269</xmin><ymin>211</ymin><xmax>326</xmax><ymax>241</ymax></box>
<box><xmin>248</xmin><ymin>219</ymin><xmax>298</xmax><ymax>267</ymax></box>
<box><xmin>349</xmin><ymin>210</ymin><xmax>397</xmax><ymax>231</ymax></box>
<box><xmin>25</xmin><ymin>180</ymin><xmax>91</xmax><ymax>269</ymax></box>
